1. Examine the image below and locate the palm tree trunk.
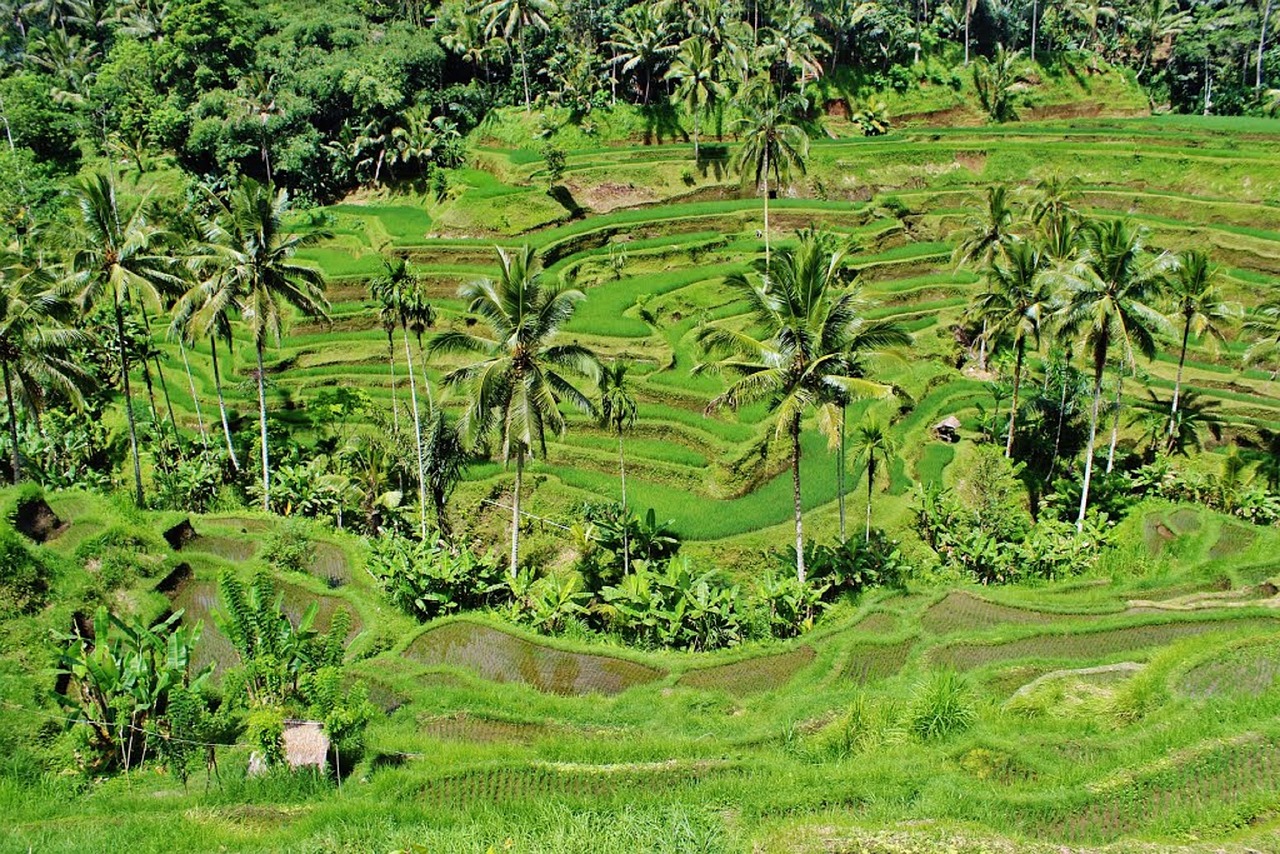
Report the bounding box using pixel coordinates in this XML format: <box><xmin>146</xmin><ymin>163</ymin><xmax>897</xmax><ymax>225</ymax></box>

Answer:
<box><xmin>255</xmin><ymin>341</ymin><xmax>270</xmax><ymax>512</ymax></box>
<box><xmin>1260</xmin><ymin>0</ymin><xmax>1275</xmax><ymax>89</ymax></box>
<box><xmin>790</xmin><ymin>415</ymin><xmax>805</xmax><ymax>583</ymax></box>
<box><xmin>2</xmin><ymin>358</ymin><xmax>22</xmax><ymax>482</ymax></box>
<box><xmin>1106</xmin><ymin>373</ymin><xmax>1122</xmax><ymax>474</ymax></box>
<box><xmin>510</xmin><ymin>451</ymin><xmax>523</xmax><ymax>578</ymax></box>
<box><xmin>520</xmin><ymin>28</ymin><xmax>531</xmax><ymax>111</ymax></box>
<box><xmin>964</xmin><ymin>2</ymin><xmax>971</xmax><ymax>66</ymax></box>
<box><xmin>762</xmin><ymin>149</ymin><xmax>771</xmax><ymax>273</ymax></box>
<box><xmin>618</xmin><ymin>428</ymin><xmax>630</xmax><ymax>575</ymax></box>
<box><xmin>1030</xmin><ymin>0</ymin><xmax>1038</xmax><ymax>62</ymax></box>
<box><xmin>693</xmin><ymin>108</ymin><xmax>700</xmax><ymax>159</ymax></box>
<box><xmin>403</xmin><ymin>325</ymin><xmax>428</xmax><ymax>541</ymax></box>
<box><xmin>1006</xmin><ymin>337</ymin><xmax>1024</xmax><ymax>457</ymax></box>
<box><xmin>865</xmin><ymin>457</ymin><xmax>874</xmax><ymax>544</ymax></box>
<box><xmin>114</xmin><ymin>297</ymin><xmax>145</xmax><ymax>506</ymax></box>
<box><xmin>1048</xmin><ymin>363</ymin><xmax>1069</xmax><ymax>482</ymax></box>
<box><xmin>1171</xmin><ymin>317</ymin><xmax>1191</xmax><ymax>420</ymax></box>
<box><xmin>151</xmin><ymin>349</ymin><xmax>183</xmax><ymax>459</ymax></box>
<box><xmin>178</xmin><ymin>338</ymin><xmax>208</xmax><ymax>449</ymax></box>
<box><xmin>210</xmin><ymin>336</ymin><xmax>240</xmax><ymax>471</ymax></box>
<box><xmin>387</xmin><ymin>333</ymin><xmax>399</xmax><ymax>433</ymax></box>
<box><xmin>1076</xmin><ymin>346</ymin><xmax>1107</xmax><ymax>531</ymax></box>
<box><xmin>838</xmin><ymin>402</ymin><xmax>847</xmax><ymax>543</ymax></box>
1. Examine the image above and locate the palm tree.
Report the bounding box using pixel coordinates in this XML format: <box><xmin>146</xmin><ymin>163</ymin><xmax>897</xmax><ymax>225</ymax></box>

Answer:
<box><xmin>0</xmin><ymin>245</ymin><xmax>87</xmax><ymax>481</ymax></box>
<box><xmin>608</xmin><ymin>5</ymin><xmax>679</xmax><ymax>105</ymax></box>
<box><xmin>954</xmin><ymin>184</ymin><xmax>1019</xmax><ymax>370</ymax></box>
<box><xmin>733</xmin><ymin>80</ymin><xmax>809</xmax><ymax>272</ymax></box>
<box><xmin>968</xmin><ymin>239</ymin><xmax>1055</xmax><ymax>457</ymax></box>
<box><xmin>1244</xmin><ymin>298</ymin><xmax>1280</xmax><ymax>376</ymax></box>
<box><xmin>370</xmin><ymin>257</ymin><xmax>434</xmax><ymax>540</ymax></box>
<box><xmin>1165</xmin><ymin>250</ymin><xmax>1237</xmax><ymax>421</ymax></box>
<box><xmin>68</xmin><ymin>173</ymin><xmax>183</xmax><ymax>506</ymax></box>
<box><xmin>963</xmin><ymin>0</ymin><xmax>979</xmax><ymax>65</ymax></box>
<box><xmin>694</xmin><ymin>230</ymin><xmax>899</xmax><ymax>582</ymax></box>
<box><xmin>851</xmin><ymin>419</ymin><xmax>895</xmax><ymax>543</ymax></box>
<box><xmin>480</xmin><ymin>0</ymin><xmax>557</xmax><ymax>111</ymax></box>
<box><xmin>428</xmin><ymin>245</ymin><xmax>599</xmax><ymax>578</ymax></box>
<box><xmin>1031</xmin><ymin>174</ymin><xmax>1084</xmax><ymax>227</ymax></box>
<box><xmin>597</xmin><ymin>359</ymin><xmax>638</xmax><ymax>574</ymax></box>
<box><xmin>237</xmin><ymin>71</ymin><xmax>282</xmax><ymax>185</ymax></box>
<box><xmin>171</xmin><ymin>232</ymin><xmax>244</xmax><ymax>473</ymax></box>
<box><xmin>203</xmin><ymin>179</ymin><xmax>329</xmax><ymax>512</ymax></box>
<box><xmin>665</xmin><ymin>37</ymin><xmax>723</xmax><ymax>158</ymax></box>
<box><xmin>1055</xmin><ymin>219</ymin><xmax>1173</xmax><ymax>529</ymax></box>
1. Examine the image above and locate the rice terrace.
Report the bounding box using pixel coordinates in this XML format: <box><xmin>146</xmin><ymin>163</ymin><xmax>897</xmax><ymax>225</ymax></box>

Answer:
<box><xmin>5</xmin><ymin>1</ymin><xmax>1280</xmax><ymax>851</ymax></box>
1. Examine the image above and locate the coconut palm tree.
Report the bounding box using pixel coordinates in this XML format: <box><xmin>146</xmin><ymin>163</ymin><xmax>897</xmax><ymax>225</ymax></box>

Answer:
<box><xmin>370</xmin><ymin>257</ymin><xmax>434</xmax><ymax>540</ymax></box>
<box><xmin>968</xmin><ymin>239</ymin><xmax>1055</xmax><ymax>457</ymax></box>
<box><xmin>1055</xmin><ymin>218</ymin><xmax>1173</xmax><ymax>529</ymax></box>
<box><xmin>0</xmin><ymin>244</ymin><xmax>87</xmax><ymax>482</ymax></box>
<box><xmin>68</xmin><ymin>173</ymin><xmax>183</xmax><ymax>506</ymax></box>
<box><xmin>597</xmin><ymin>359</ymin><xmax>638</xmax><ymax>574</ymax></box>
<box><xmin>428</xmin><ymin>245</ymin><xmax>600</xmax><ymax>578</ymax></box>
<box><xmin>1244</xmin><ymin>298</ymin><xmax>1280</xmax><ymax>376</ymax></box>
<box><xmin>695</xmin><ymin>230</ymin><xmax>900</xmax><ymax>582</ymax></box>
<box><xmin>480</xmin><ymin>0</ymin><xmax>557</xmax><ymax>111</ymax></box>
<box><xmin>608</xmin><ymin>4</ymin><xmax>679</xmax><ymax>105</ymax></box>
<box><xmin>733</xmin><ymin>79</ymin><xmax>809</xmax><ymax>273</ymax></box>
<box><xmin>954</xmin><ymin>185</ymin><xmax>1020</xmax><ymax>370</ymax></box>
<box><xmin>851</xmin><ymin>419</ymin><xmax>895</xmax><ymax>543</ymax></box>
<box><xmin>665</xmin><ymin>36</ymin><xmax>723</xmax><ymax>158</ymax></box>
<box><xmin>171</xmin><ymin>237</ymin><xmax>244</xmax><ymax>473</ymax></box>
<box><xmin>202</xmin><ymin>178</ymin><xmax>329</xmax><ymax>512</ymax></box>
<box><xmin>1165</xmin><ymin>250</ymin><xmax>1237</xmax><ymax>421</ymax></box>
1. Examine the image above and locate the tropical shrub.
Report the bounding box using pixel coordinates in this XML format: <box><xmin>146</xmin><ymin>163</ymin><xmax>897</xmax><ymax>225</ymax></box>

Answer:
<box><xmin>55</xmin><ymin>607</ymin><xmax>211</xmax><ymax>772</ymax></box>
<box><xmin>597</xmin><ymin>557</ymin><xmax>746</xmax><ymax>652</ymax></box>
<box><xmin>152</xmin><ymin>451</ymin><xmax>225</xmax><ymax>513</ymax></box>
<box><xmin>262</xmin><ymin>519</ymin><xmax>316</xmax><ymax>575</ymax></box>
<box><xmin>370</xmin><ymin>534</ymin><xmax>505</xmax><ymax>620</ymax></box>
<box><xmin>0</xmin><ymin>531</ymin><xmax>54</xmax><ymax>616</ymax></box>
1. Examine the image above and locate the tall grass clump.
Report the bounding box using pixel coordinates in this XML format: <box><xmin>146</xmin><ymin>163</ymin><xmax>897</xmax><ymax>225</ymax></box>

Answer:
<box><xmin>910</xmin><ymin>669</ymin><xmax>977</xmax><ymax>741</ymax></box>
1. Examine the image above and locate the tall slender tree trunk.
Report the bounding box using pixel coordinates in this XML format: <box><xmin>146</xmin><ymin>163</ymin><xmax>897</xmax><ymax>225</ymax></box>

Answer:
<box><xmin>1005</xmin><ymin>337</ymin><xmax>1024</xmax><ymax>457</ymax></box>
<box><xmin>520</xmin><ymin>29</ymin><xmax>531</xmax><ymax>111</ymax></box>
<box><xmin>964</xmin><ymin>3</ymin><xmax>971</xmax><ymax>66</ymax></box>
<box><xmin>791</xmin><ymin>415</ymin><xmax>805</xmax><ymax>583</ymax></box>
<box><xmin>618</xmin><ymin>428</ymin><xmax>630</xmax><ymax>575</ymax></box>
<box><xmin>1171</xmin><ymin>316</ymin><xmax>1192</xmax><ymax>420</ymax></box>
<box><xmin>2</xmin><ymin>359</ymin><xmax>21</xmax><ymax>482</ymax></box>
<box><xmin>838</xmin><ymin>403</ymin><xmax>847</xmax><ymax>543</ymax></box>
<box><xmin>1106</xmin><ymin>373</ymin><xmax>1122</xmax><ymax>474</ymax></box>
<box><xmin>114</xmin><ymin>297</ymin><xmax>145</xmax><ymax>506</ymax></box>
<box><xmin>1048</xmin><ymin>364</ymin><xmax>1069</xmax><ymax>482</ymax></box>
<box><xmin>178</xmin><ymin>338</ymin><xmax>208</xmax><ymax>448</ymax></box>
<box><xmin>866</xmin><ymin>457</ymin><xmax>875</xmax><ymax>544</ymax></box>
<box><xmin>387</xmin><ymin>333</ymin><xmax>399</xmax><ymax>433</ymax></box>
<box><xmin>403</xmin><ymin>325</ymin><xmax>428</xmax><ymax>541</ymax></box>
<box><xmin>155</xmin><ymin>352</ymin><xmax>183</xmax><ymax>458</ymax></box>
<box><xmin>1077</xmin><ymin>345</ymin><xmax>1107</xmax><ymax>531</ymax></box>
<box><xmin>141</xmin><ymin>308</ymin><xmax>183</xmax><ymax>458</ymax></box>
<box><xmin>1030</xmin><ymin>0</ymin><xmax>1038</xmax><ymax>62</ymax></box>
<box><xmin>1260</xmin><ymin>0</ymin><xmax>1275</xmax><ymax>89</ymax></box>
<box><xmin>210</xmin><ymin>336</ymin><xmax>240</xmax><ymax>471</ymax></box>
<box><xmin>762</xmin><ymin>149</ymin><xmax>771</xmax><ymax>273</ymax></box>
<box><xmin>510</xmin><ymin>451</ymin><xmax>523</xmax><ymax>578</ymax></box>
<box><xmin>255</xmin><ymin>341</ymin><xmax>270</xmax><ymax>512</ymax></box>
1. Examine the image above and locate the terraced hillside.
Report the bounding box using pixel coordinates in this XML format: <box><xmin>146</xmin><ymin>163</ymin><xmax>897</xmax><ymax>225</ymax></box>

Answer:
<box><xmin>4</xmin><ymin>489</ymin><xmax>1280</xmax><ymax>851</ymax></box>
<box><xmin>136</xmin><ymin>114</ymin><xmax>1280</xmax><ymax>559</ymax></box>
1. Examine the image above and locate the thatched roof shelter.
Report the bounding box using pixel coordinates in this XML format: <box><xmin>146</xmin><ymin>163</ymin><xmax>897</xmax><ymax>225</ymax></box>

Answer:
<box><xmin>933</xmin><ymin>415</ymin><xmax>962</xmax><ymax>442</ymax></box>
<box><xmin>283</xmin><ymin>720</ymin><xmax>329</xmax><ymax>772</ymax></box>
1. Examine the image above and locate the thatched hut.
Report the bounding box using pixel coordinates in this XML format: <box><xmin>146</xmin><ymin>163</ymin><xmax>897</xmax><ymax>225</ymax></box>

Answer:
<box><xmin>933</xmin><ymin>415</ymin><xmax>962</xmax><ymax>443</ymax></box>
<box><xmin>283</xmin><ymin>720</ymin><xmax>330</xmax><ymax>772</ymax></box>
